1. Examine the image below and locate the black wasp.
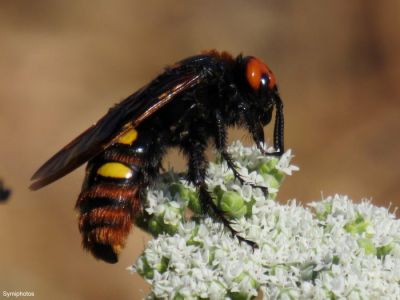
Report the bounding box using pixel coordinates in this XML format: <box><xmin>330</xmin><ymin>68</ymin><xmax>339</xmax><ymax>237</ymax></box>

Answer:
<box><xmin>0</xmin><ymin>180</ymin><xmax>11</xmax><ymax>202</ymax></box>
<box><xmin>30</xmin><ymin>50</ymin><xmax>284</xmax><ymax>263</ymax></box>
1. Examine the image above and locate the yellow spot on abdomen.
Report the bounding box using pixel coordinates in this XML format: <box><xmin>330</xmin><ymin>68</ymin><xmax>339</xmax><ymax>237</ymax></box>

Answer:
<box><xmin>97</xmin><ymin>162</ymin><xmax>133</xmax><ymax>179</ymax></box>
<box><xmin>117</xmin><ymin>129</ymin><xmax>138</xmax><ymax>145</ymax></box>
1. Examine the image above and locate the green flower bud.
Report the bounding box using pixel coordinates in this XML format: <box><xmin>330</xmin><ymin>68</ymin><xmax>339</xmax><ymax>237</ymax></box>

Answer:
<box><xmin>163</xmin><ymin>203</ymin><xmax>184</xmax><ymax>225</ymax></box>
<box><xmin>158</xmin><ymin>219</ymin><xmax>180</xmax><ymax>235</ymax></box>
<box><xmin>377</xmin><ymin>243</ymin><xmax>394</xmax><ymax>258</ymax></box>
<box><xmin>226</xmin><ymin>291</ymin><xmax>250</xmax><ymax>300</ymax></box>
<box><xmin>223</xmin><ymin>173</ymin><xmax>236</xmax><ymax>182</ymax></box>
<box><xmin>135</xmin><ymin>211</ymin><xmax>169</xmax><ymax>237</ymax></box>
<box><xmin>219</xmin><ymin>191</ymin><xmax>247</xmax><ymax>219</ymax></box>
<box><xmin>145</xmin><ymin>206</ymin><xmax>183</xmax><ymax>236</ymax></box>
<box><xmin>135</xmin><ymin>255</ymin><xmax>169</xmax><ymax>281</ymax></box>
<box><xmin>245</xmin><ymin>198</ymin><xmax>257</xmax><ymax>218</ymax></box>
<box><xmin>227</xmin><ymin>272</ymin><xmax>259</xmax><ymax>300</ymax></box>
<box><xmin>212</xmin><ymin>185</ymin><xmax>225</xmax><ymax>202</ymax></box>
<box><xmin>277</xmin><ymin>288</ymin><xmax>299</xmax><ymax>300</ymax></box>
<box><xmin>157</xmin><ymin>215</ymin><xmax>182</xmax><ymax>235</ymax></box>
<box><xmin>136</xmin><ymin>256</ymin><xmax>154</xmax><ymax>279</ymax></box>
<box><xmin>154</xmin><ymin>256</ymin><xmax>169</xmax><ymax>273</ymax></box>
<box><xmin>326</xmin><ymin>290</ymin><xmax>337</xmax><ymax>300</ymax></box>
<box><xmin>300</xmin><ymin>262</ymin><xmax>318</xmax><ymax>281</ymax></box>
<box><xmin>273</xmin><ymin>171</ymin><xmax>286</xmax><ymax>184</ymax></box>
<box><xmin>332</xmin><ymin>255</ymin><xmax>340</xmax><ymax>265</ymax></box>
<box><xmin>357</xmin><ymin>238</ymin><xmax>377</xmax><ymax>255</ymax></box>
<box><xmin>172</xmin><ymin>293</ymin><xmax>185</xmax><ymax>300</ymax></box>
<box><xmin>344</xmin><ymin>213</ymin><xmax>369</xmax><ymax>235</ymax></box>
<box><xmin>257</xmin><ymin>159</ymin><xmax>278</xmax><ymax>175</ymax></box>
<box><xmin>169</xmin><ymin>183</ymin><xmax>202</xmax><ymax>214</ymax></box>
<box><xmin>315</xmin><ymin>202</ymin><xmax>333</xmax><ymax>221</ymax></box>
<box><xmin>187</xmin><ymin>190</ymin><xmax>201</xmax><ymax>214</ymax></box>
<box><xmin>186</xmin><ymin>224</ymin><xmax>203</xmax><ymax>247</ymax></box>
<box><xmin>258</xmin><ymin>158</ymin><xmax>287</xmax><ymax>185</ymax></box>
<box><xmin>262</xmin><ymin>174</ymin><xmax>280</xmax><ymax>190</ymax></box>
<box><xmin>169</xmin><ymin>183</ymin><xmax>188</xmax><ymax>199</ymax></box>
<box><xmin>147</xmin><ymin>217</ymin><xmax>162</xmax><ymax>235</ymax></box>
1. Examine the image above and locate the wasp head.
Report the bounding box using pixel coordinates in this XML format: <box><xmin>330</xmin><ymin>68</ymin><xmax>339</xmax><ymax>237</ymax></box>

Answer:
<box><xmin>233</xmin><ymin>55</ymin><xmax>284</xmax><ymax>154</ymax></box>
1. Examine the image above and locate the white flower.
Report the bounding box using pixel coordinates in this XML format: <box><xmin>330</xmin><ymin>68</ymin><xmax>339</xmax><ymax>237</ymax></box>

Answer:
<box><xmin>128</xmin><ymin>142</ymin><xmax>400</xmax><ymax>299</ymax></box>
<box><xmin>275</xmin><ymin>149</ymin><xmax>300</xmax><ymax>175</ymax></box>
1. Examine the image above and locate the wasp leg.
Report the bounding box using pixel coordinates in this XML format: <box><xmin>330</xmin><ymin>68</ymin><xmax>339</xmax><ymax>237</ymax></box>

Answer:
<box><xmin>223</xmin><ymin>151</ymin><xmax>269</xmax><ymax>194</ymax></box>
<box><xmin>242</xmin><ymin>109</ymin><xmax>267</xmax><ymax>155</ymax></box>
<box><xmin>182</xmin><ymin>133</ymin><xmax>257</xmax><ymax>249</ymax></box>
<box><xmin>214</xmin><ymin>111</ymin><xmax>268</xmax><ymax>194</ymax></box>
<box><xmin>198</xmin><ymin>183</ymin><xmax>257</xmax><ymax>249</ymax></box>
<box><xmin>265</xmin><ymin>97</ymin><xmax>285</xmax><ymax>156</ymax></box>
<box><xmin>243</xmin><ymin>100</ymin><xmax>284</xmax><ymax>156</ymax></box>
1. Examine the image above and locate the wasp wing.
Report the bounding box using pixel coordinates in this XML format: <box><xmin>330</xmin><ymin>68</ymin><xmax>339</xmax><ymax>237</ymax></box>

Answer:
<box><xmin>30</xmin><ymin>73</ymin><xmax>202</xmax><ymax>190</ymax></box>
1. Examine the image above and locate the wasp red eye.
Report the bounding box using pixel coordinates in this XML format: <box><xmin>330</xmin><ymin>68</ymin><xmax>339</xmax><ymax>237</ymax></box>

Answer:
<box><xmin>245</xmin><ymin>57</ymin><xmax>276</xmax><ymax>91</ymax></box>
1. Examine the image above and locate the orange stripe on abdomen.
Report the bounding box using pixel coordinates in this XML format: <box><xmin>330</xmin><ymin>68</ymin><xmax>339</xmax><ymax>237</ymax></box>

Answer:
<box><xmin>76</xmin><ymin>183</ymin><xmax>142</xmax><ymax>263</ymax></box>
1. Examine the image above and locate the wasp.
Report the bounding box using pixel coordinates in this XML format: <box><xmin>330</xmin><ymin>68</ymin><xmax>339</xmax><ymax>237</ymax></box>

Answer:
<box><xmin>30</xmin><ymin>50</ymin><xmax>284</xmax><ymax>263</ymax></box>
<box><xmin>0</xmin><ymin>180</ymin><xmax>11</xmax><ymax>202</ymax></box>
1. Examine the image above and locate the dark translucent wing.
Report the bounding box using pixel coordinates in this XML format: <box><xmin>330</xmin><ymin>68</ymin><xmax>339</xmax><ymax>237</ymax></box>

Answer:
<box><xmin>30</xmin><ymin>73</ymin><xmax>202</xmax><ymax>190</ymax></box>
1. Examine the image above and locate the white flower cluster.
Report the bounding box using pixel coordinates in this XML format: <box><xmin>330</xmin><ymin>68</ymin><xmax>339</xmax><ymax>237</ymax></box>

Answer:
<box><xmin>129</xmin><ymin>142</ymin><xmax>400</xmax><ymax>300</ymax></box>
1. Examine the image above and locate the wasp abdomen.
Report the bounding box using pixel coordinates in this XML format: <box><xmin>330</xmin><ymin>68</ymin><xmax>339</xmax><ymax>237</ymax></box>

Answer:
<box><xmin>76</xmin><ymin>130</ymin><xmax>143</xmax><ymax>263</ymax></box>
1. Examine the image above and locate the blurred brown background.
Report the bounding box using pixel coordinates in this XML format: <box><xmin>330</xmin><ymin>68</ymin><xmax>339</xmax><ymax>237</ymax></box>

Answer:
<box><xmin>0</xmin><ymin>1</ymin><xmax>399</xmax><ymax>299</ymax></box>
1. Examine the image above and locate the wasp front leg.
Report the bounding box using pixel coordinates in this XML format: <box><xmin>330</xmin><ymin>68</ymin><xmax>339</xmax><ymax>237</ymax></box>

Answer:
<box><xmin>181</xmin><ymin>131</ymin><xmax>257</xmax><ymax>248</ymax></box>
<box><xmin>244</xmin><ymin>101</ymin><xmax>284</xmax><ymax>157</ymax></box>
<box><xmin>271</xmin><ymin>98</ymin><xmax>285</xmax><ymax>156</ymax></box>
<box><xmin>214</xmin><ymin>111</ymin><xmax>269</xmax><ymax>194</ymax></box>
